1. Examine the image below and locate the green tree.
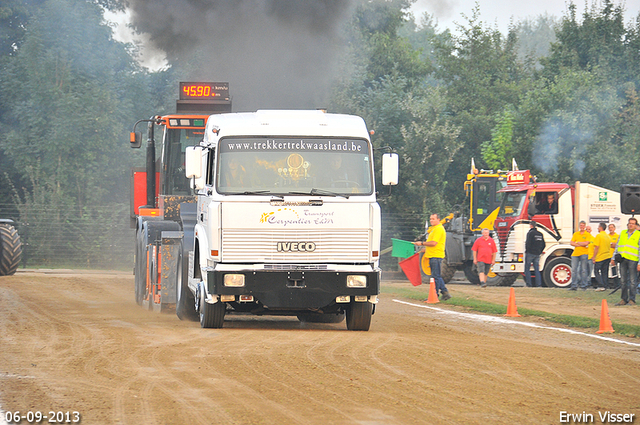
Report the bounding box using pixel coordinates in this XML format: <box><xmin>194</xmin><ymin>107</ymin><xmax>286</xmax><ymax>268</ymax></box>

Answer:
<box><xmin>513</xmin><ymin>1</ymin><xmax>639</xmax><ymax>189</ymax></box>
<box><xmin>333</xmin><ymin>0</ymin><xmax>460</xmax><ymax>219</ymax></box>
<box><xmin>433</xmin><ymin>5</ymin><xmax>530</xmax><ymax>205</ymax></box>
<box><xmin>0</xmin><ymin>0</ymin><xmax>140</xmax><ymax>209</ymax></box>
<box><xmin>541</xmin><ymin>0</ymin><xmax>636</xmax><ymax>84</ymax></box>
<box><xmin>481</xmin><ymin>107</ymin><xmax>514</xmax><ymax>170</ymax></box>
<box><xmin>0</xmin><ymin>0</ymin><xmax>150</xmax><ymax>266</ymax></box>
<box><xmin>347</xmin><ymin>0</ymin><xmax>430</xmax><ymax>87</ymax></box>
<box><xmin>514</xmin><ymin>14</ymin><xmax>557</xmax><ymax>69</ymax></box>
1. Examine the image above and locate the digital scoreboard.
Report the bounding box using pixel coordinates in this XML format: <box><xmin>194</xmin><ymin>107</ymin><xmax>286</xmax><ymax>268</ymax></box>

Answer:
<box><xmin>179</xmin><ymin>82</ymin><xmax>230</xmax><ymax>100</ymax></box>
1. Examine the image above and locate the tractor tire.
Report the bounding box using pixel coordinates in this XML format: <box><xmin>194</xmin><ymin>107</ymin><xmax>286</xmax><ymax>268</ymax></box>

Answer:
<box><xmin>441</xmin><ymin>259</ymin><xmax>456</xmax><ymax>284</ymax></box>
<box><xmin>0</xmin><ymin>224</ymin><xmax>22</xmax><ymax>276</ymax></box>
<box><xmin>346</xmin><ymin>301</ymin><xmax>372</xmax><ymax>331</ymax></box>
<box><xmin>463</xmin><ymin>262</ymin><xmax>481</xmax><ymax>284</ymax></box>
<box><xmin>421</xmin><ymin>256</ymin><xmax>455</xmax><ymax>285</ymax></box>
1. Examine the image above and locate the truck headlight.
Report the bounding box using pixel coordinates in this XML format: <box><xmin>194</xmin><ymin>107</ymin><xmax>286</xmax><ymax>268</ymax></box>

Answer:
<box><xmin>224</xmin><ymin>274</ymin><xmax>245</xmax><ymax>287</ymax></box>
<box><xmin>347</xmin><ymin>275</ymin><xmax>367</xmax><ymax>288</ymax></box>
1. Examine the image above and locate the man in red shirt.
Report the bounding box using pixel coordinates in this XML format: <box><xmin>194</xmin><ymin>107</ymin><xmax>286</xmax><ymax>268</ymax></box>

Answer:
<box><xmin>472</xmin><ymin>228</ymin><xmax>498</xmax><ymax>287</ymax></box>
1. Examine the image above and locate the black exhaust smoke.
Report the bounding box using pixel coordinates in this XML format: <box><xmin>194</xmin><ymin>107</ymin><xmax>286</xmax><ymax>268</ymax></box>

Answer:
<box><xmin>127</xmin><ymin>0</ymin><xmax>357</xmax><ymax>110</ymax></box>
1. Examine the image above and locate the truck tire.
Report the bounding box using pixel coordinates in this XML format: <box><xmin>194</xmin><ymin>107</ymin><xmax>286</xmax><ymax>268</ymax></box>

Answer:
<box><xmin>491</xmin><ymin>273</ymin><xmax>518</xmax><ymax>287</ymax></box>
<box><xmin>0</xmin><ymin>224</ymin><xmax>22</xmax><ymax>276</ymax></box>
<box><xmin>543</xmin><ymin>256</ymin><xmax>572</xmax><ymax>288</ymax></box>
<box><xmin>200</xmin><ymin>292</ymin><xmax>225</xmax><ymax>329</ymax></box>
<box><xmin>463</xmin><ymin>262</ymin><xmax>517</xmax><ymax>286</ymax></box>
<box><xmin>346</xmin><ymin>301</ymin><xmax>372</xmax><ymax>331</ymax></box>
<box><xmin>176</xmin><ymin>251</ymin><xmax>198</xmax><ymax>321</ymax></box>
<box><xmin>134</xmin><ymin>229</ymin><xmax>146</xmax><ymax>305</ymax></box>
<box><xmin>297</xmin><ymin>312</ymin><xmax>345</xmax><ymax>324</ymax></box>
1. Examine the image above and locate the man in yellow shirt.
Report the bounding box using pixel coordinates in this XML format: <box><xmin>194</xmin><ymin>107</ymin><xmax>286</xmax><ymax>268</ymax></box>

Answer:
<box><xmin>609</xmin><ymin>223</ymin><xmax>620</xmax><ymax>289</ymax></box>
<box><xmin>570</xmin><ymin>220</ymin><xmax>593</xmax><ymax>290</ymax></box>
<box><xmin>592</xmin><ymin>223</ymin><xmax>612</xmax><ymax>291</ymax></box>
<box><xmin>586</xmin><ymin>225</ymin><xmax>595</xmax><ymax>287</ymax></box>
<box><xmin>413</xmin><ymin>213</ymin><xmax>450</xmax><ymax>300</ymax></box>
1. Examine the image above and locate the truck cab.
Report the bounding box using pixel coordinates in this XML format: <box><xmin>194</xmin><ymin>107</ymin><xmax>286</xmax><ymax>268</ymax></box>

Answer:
<box><xmin>492</xmin><ymin>178</ymin><xmax>627</xmax><ymax>287</ymax></box>
<box><xmin>182</xmin><ymin>110</ymin><xmax>398</xmax><ymax>330</ymax></box>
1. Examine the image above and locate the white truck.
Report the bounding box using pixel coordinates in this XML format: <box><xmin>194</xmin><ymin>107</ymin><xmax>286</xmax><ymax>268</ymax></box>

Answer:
<box><xmin>491</xmin><ymin>171</ymin><xmax>629</xmax><ymax>287</ymax></box>
<box><xmin>178</xmin><ymin>110</ymin><xmax>398</xmax><ymax>330</ymax></box>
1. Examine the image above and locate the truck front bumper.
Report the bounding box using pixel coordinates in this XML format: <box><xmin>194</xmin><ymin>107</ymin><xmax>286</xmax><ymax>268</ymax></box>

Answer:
<box><xmin>492</xmin><ymin>262</ymin><xmax>525</xmax><ymax>273</ymax></box>
<box><xmin>206</xmin><ymin>267</ymin><xmax>380</xmax><ymax>310</ymax></box>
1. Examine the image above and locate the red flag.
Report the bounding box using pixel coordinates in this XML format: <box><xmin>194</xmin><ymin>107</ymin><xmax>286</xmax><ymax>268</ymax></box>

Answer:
<box><xmin>399</xmin><ymin>253</ymin><xmax>422</xmax><ymax>286</ymax></box>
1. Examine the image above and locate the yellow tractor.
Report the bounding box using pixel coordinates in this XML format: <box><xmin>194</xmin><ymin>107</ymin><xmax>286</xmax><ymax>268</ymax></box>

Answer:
<box><xmin>438</xmin><ymin>159</ymin><xmax>518</xmax><ymax>286</ymax></box>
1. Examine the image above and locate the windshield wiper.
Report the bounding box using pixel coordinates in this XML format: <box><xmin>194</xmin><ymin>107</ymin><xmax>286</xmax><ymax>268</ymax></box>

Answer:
<box><xmin>289</xmin><ymin>188</ymin><xmax>349</xmax><ymax>199</ymax></box>
<box><xmin>224</xmin><ymin>190</ymin><xmax>272</xmax><ymax>196</ymax></box>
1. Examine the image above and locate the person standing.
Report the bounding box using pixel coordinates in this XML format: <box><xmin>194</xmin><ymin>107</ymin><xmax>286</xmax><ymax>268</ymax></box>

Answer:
<box><xmin>413</xmin><ymin>214</ymin><xmax>450</xmax><ymax>300</ymax></box>
<box><xmin>585</xmin><ymin>225</ymin><xmax>595</xmax><ymax>288</ymax></box>
<box><xmin>592</xmin><ymin>222</ymin><xmax>612</xmax><ymax>292</ymax></box>
<box><xmin>570</xmin><ymin>221</ymin><xmax>593</xmax><ymax>290</ymax></box>
<box><xmin>609</xmin><ymin>224</ymin><xmax>620</xmax><ymax>289</ymax></box>
<box><xmin>471</xmin><ymin>228</ymin><xmax>497</xmax><ymax>288</ymax></box>
<box><xmin>611</xmin><ymin>218</ymin><xmax>640</xmax><ymax>306</ymax></box>
<box><xmin>524</xmin><ymin>221</ymin><xmax>545</xmax><ymax>287</ymax></box>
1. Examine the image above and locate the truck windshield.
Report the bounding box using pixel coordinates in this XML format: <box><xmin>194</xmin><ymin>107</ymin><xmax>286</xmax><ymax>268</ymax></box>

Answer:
<box><xmin>216</xmin><ymin>137</ymin><xmax>373</xmax><ymax>195</ymax></box>
<box><xmin>499</xmin><ymin>192</ymin><xmax>527</xmax><ymax>217</ymax></box>
<box><xmin>162</xmin><ymin>128</ymin><xmax>204</xmax><ymax>195</ymax></box>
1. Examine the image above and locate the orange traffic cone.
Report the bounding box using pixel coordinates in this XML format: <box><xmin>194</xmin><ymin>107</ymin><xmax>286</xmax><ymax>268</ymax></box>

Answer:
<box><xmin>425</xmin><ymin>278</ymin><xmax>439</xmax><ymax>304</ymax></box>
<box><xmin>596</xmin><ymin>299</ymin><xmax>614</xmax><ymax>334</ymax></box>
<box><xmin>504</xmin><ymin>287</ymin><xmax>521</xmax><ymax>317</ymax></box>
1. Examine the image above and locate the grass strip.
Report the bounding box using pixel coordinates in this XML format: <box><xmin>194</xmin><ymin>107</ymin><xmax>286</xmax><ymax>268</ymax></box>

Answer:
<box><xmin>382</xmin><ymin>286</ymin><xmax>640</xmax><ymax>338</ymax></box>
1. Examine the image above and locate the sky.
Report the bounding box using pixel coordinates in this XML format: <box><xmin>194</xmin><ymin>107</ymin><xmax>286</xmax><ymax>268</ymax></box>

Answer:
<box><xmin>411</xmin><ymin>0</ymin><xmax>640</xmax><ymax>34</ymax></box>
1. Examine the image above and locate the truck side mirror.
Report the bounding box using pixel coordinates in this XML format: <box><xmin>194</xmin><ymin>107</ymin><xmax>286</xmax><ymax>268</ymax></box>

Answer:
<box><xmin>185</xmin><ymin>146</ymin><xmax>203</xmax><ymax>179</ymax></box>
<box><xmin>130</xmin><ymin>132</ymin><xmax>142</xmax><ymax>149</ymax></box>
<box><xmin>527</xmin><ymin>196</ymin><xmax>537</xmax><ymax>217</ymax></box>
<box><xmin>382</xmin><ymin>153</ymin><xmax>399</xmax><ymax>186</ymax></box>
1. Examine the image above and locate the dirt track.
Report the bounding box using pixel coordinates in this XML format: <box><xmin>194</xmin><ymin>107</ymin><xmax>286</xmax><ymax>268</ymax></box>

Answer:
<box><xmin>1</xmin><ymin>271</ymin><xmax>639</xmax><ymax>425</ymax></box>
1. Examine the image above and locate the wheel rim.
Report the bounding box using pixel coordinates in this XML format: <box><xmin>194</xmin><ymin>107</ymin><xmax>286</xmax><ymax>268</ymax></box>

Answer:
<box><xmin>551</xmin><ymin>263</ymin><xmax>571</xmax><ymax>287</ymax></box>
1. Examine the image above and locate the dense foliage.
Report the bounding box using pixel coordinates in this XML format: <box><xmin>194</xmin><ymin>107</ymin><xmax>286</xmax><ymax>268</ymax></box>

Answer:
<box><xmin>1</xmin><ymin>0</ymin><xmax>639</xmax><ymax>266</ymax></box>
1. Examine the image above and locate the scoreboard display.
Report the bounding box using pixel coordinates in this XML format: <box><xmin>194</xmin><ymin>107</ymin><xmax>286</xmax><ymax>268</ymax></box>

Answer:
<box><xmin>179</xmin><ymin>82</ymin><xmax>230</xmax><ymax>100</ymax></box>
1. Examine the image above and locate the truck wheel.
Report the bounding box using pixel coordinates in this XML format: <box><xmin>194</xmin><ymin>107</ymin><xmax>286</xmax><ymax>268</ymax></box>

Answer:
<box><xmin>297</xmin><ymin>312</ymin><xmax>345</xmax><ymax>323</ymax></box>
<box><xmin>200</xmin><ymin>293</ymin><xmax>225</xmax><ymax>329</ymax></box>
<box><xmin>0</xmin><ymin>224</ymin><xmax>22</xmax><ymax>276</ymax></box>
<box><xmin>346</xmin><ymin>301</ymin><xmax>372</xmax><ymax>331</ymax></box>
<box><xmin>544</xmin><ymin>257</ymin><xmax>572</xmax><ymax>288</ymax></box>
<box><xmin>176</xmin><ymin>252</ymin><xmax>198</xmax><ymax>321</ymax></box>
<box><xmin>134</xmin><ymin>230</ymin><xmax>146</xmax><ymax>305</ymax></box>
<box><xmin>490</xmin><ymin>273</ymin><xmax>518</xmax><ymax>287</ymax></box>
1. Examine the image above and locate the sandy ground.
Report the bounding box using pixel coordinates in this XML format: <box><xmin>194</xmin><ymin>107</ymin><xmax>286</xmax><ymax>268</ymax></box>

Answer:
<box><xmin>0</xmin><ymin>271</ymin><xmax>639</xmax><ymax>425</ymax></box>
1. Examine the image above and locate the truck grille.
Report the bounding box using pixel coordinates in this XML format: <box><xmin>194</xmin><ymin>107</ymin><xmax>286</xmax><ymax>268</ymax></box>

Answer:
<box><xmin>264</xmin><ymin>264</ymin><xmax>329</xmax><ymax>270</ymax></box>
<box><xmin>221</xmin><ymin>229</ymin><xmax>370</xmax><ymax>263</ymax></box>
